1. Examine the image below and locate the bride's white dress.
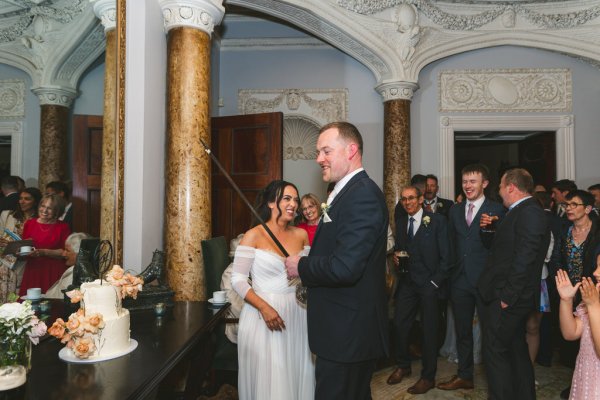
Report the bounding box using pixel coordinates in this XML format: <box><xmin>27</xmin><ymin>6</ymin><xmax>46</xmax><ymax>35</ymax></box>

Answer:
<box><xmin>231</xmin><ymin>245</ymin><xmax>315</xmax><ymax>400</ymax></box>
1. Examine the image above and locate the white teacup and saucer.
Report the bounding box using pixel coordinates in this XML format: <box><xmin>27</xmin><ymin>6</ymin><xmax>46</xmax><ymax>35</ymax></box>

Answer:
<box><xmin>16</xmin><ymin>245</ymin><xmax>36</xmax><ymax>257</ymax></box>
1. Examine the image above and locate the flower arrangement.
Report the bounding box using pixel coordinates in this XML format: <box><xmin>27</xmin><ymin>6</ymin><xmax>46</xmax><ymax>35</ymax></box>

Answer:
<box><xmin>105</xmin><ymin>265</ymin><xmax>144</xmax><ymax>299</ymax></box>
<box><xmin>0</xmin><ymin>295</ymin><xmax>47</xmax><ymax>368</ymax></box>
<box><xmin>321</xmin><ymin>203</ymin><xmax>332</xmax><ymax>223</ymax></box>
<box><xmin>48</xmin><ymin>309</ymin><xmax>105</xmax><ymax>359</ymax></box>
<box><xmin>422</xmin><ymin>215</ymin><xmax>431</xmax><ymax>227</ymax></box>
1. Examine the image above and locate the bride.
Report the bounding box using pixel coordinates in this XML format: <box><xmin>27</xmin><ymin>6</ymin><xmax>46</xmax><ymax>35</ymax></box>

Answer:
<box><xmin>231</xmin><ymin>180</ymin><xmax>315</xmax><ymax>399</ymax></box>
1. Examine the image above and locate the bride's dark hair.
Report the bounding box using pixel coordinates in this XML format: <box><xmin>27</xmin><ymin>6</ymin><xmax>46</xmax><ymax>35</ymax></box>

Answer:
<box><xmin>253</xmin><ymin>180</ymin><xmax>299</xmax><ymax>227</ymax></box>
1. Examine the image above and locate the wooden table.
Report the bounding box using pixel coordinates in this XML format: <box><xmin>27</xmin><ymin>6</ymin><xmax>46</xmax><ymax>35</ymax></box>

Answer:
<box><xmin>3</xmin><ymin>301</ymin><xmax>228</xmax><ymax>400</ymax></box>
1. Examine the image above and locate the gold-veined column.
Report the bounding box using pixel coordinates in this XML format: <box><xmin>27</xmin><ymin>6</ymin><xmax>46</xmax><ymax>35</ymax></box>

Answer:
<box><xmin>160</xmin><ymin>0</ymin><xmax>225</xmax><ymax>301</ymax></box>
<box><xmin>376</xmin><ymin>81</ymin><xmax>418</xmax><ymax>233</ymax></box>
<box><xmin>92</xmin><ymin>0</ymin><xmax>122</xmax><ymax>263</ymax></box>
<box><xmin>32</xmin><ymin>88</ymin><xmax>77</xmax><ymax>191</ymax></box>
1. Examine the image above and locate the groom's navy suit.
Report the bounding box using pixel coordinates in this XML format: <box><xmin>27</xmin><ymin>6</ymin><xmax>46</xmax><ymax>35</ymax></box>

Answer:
<box><xmin>393</xmin><ymin>210</ymin><xmax>450</xmax><ymax>381</ymax></box>
<box><xmin>477</xmin><ymin>197</ymin><xmax>550</xmax><ymax>400</ymax></box>
<box><xmin>447</xmin><ymin>198</ymin><xmax>504</xmax><ymax>381</ymax></box>
<box><xmin>299</xmin><ymin>170</ymin><xmax>389</xmax><ymax>400</ymax></box>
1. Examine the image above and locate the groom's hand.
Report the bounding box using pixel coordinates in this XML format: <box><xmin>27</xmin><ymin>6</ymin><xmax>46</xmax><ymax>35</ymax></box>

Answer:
<box><xmin>285</xmin><ymin>255</ymin><xmax>301</xmax><ymax>278</ymax></box>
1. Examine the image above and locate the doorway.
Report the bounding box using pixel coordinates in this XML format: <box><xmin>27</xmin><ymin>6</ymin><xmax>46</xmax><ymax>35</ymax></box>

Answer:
<box><xmin>454</xmin><ymin>131</ymin><xmax>556</xmax><ymax>200</ymax></box>
<box><xmin>0</xmin><ymin>136</ymin><xmax>10</xmax><ymax>177</ymax></box>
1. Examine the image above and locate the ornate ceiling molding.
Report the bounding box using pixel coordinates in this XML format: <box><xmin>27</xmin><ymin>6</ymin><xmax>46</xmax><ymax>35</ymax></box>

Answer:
<box><xmin>439</xmin><ymin>68</ymin><xmax>572</xmax><ymax>112</ymax></box>
<box><xmin>0</xmin><ymin>79</ymin><xmax>25</xmax><ymax>119</ymax></box>
<box><xmin>91</xmin><ymin>0</ymin><xmax>116</xmax><ymax>32</ymax></box>
<box><xmin>159</xmin><ymin>0</ymin><xmax>225</xmax><ymax>35</ymax></box>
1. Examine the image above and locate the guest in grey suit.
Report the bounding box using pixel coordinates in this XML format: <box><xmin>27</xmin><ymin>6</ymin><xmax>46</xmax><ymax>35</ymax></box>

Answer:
<box><xmin>387</xmin><ymin>185</ymin><xmax>451</xmax><ymax>395</ymax></box>
<box><xmin>437</xmin><ymin>164</ymin><xmax>505</xmax><ymax>391</ymax></box>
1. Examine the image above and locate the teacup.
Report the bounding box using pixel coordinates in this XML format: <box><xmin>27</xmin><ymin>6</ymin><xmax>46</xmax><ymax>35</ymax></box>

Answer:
<box><xmin>213</xmin><ymin>290</ymin><xmax>226</xmax><ymax>303</ymax></box>
<box><xmin>19</xmin><ymin>245</ymin><xmax>35</xmax><ymax>254</ymax></box>
<box><xmin>27</xmin><ymin>287</ymin><xmax>42</xmax><ymax>300</ymax></box>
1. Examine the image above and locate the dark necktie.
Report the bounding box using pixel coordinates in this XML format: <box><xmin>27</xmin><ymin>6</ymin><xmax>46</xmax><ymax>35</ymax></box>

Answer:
<box><xmin>424</xmin><ymin>200</ymin><xmax>433</xmax><ymax>213</ymax></box>
<box><xmin>408</xmin><ymin>217</ymin><xmax>415</xmax><ymax>241</ymax></box>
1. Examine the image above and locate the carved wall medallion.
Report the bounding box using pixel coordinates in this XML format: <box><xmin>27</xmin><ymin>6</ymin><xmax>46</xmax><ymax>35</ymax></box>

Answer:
<box><xmin>439</xmin><ymin>68</ymin><xmax>571</xmax><ymax>112</ymax></box>
<box><xmin>0</xmin><ymin>79</ymin><xmax>25</xmax><ymax>118</ymax></box>
<box><xmin>238</xmin><ymin>89</ymin><xmax>348</xmax><ymax>160</ymax></box>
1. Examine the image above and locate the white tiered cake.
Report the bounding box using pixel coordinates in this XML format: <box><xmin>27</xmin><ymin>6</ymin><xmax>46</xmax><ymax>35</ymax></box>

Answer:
<box><xmin>79</xmin><ymin>280</ymin><xmax>131</xmax><ymax>358</ymax></box>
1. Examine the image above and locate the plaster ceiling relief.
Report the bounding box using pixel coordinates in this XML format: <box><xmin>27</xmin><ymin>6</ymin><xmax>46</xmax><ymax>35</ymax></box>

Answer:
<box><xmin>0</xmin><ymin>79</ymin><xmax>25</xmax><ymax>119</ymax></box>
<box><xmin>283</xmin><ymin>115</ymin><xmax>320</xmax><ymax>161</ymax></box>
<box><xmin>439</xmin><ymin>68</ymin><xmax>572</xmax><ymax>112</ymax></box>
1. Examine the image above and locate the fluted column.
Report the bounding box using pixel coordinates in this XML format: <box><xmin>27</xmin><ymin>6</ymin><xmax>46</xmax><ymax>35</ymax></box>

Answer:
<box><xmin>376</xmin><ymin>81</ymin><xmax>418</xmax><ymax>233</ymax></box>
<box><xmin>160</xmin><ymin>0</ymin><xmax>224</xmax><ymax>301</ymax></box>
<box><xmin>91</xmin><ymin>0</ymin><xmax>120</xmax><ymax>256</ymax></box>
<box><xmin>32</xmin><ymin>87</ymin><xmax>77</xmax><ymax>190</ymax></box>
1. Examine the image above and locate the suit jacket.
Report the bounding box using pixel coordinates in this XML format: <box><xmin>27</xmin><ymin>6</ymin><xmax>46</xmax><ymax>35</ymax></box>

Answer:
<box><xmin>478</xmin><ymin>197</ymin><xmax>550</xmax><ymax>308</ymax></box>
<box><xmin>298</xmin><ymin>170</ymin><xmax>389</xmax><ymax>363</ymax></box>
<box><xmin>395</xmin><ymin>196</ymin><xmax>453</xmax><ymax>223</ymax></box>
<box><xmin>448</xmin><ymin>198</ymin><xmax>505</xmax><ymax>287</ymax></box>
<box><xmin>395</xmin><ymin>211</ymin><xmax>451</xmax><ymax>293</ymax></box>
<box><xmin>0</xmin><ymin>192</ymin><xmax>19</xmax><ymax>213</ymax></box>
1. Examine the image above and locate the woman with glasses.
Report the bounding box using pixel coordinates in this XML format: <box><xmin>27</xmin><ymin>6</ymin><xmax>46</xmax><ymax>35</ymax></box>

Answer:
<box><xmin>297</xmin><ymin>193</ymin><xmax>321</xmax><ymax>245</ymax></box>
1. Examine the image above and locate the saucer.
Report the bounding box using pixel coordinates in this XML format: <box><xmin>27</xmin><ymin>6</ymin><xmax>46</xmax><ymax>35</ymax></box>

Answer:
<box><xmin>16</xmin><ymin>251</ymin><xmax>32</xmax><ymax>257</ymax></box>
<box><xmin>208</xmin><ymin>298</ymin><xmax>227</xmax><ymax>306</ymax></box>
<box><xmin>20</xmin><ymin>294</ymin><xmax>45</xmax><ymax>301</ymax></box>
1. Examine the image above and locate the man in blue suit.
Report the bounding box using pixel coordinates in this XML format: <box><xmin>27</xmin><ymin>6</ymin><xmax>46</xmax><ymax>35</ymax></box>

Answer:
<box><xmin>387</xmin><ymin>185</ymin><xmax>451</xmax><ymax>394</ymax></box>
<box><xmin>286</xmin><ymin>122</ymin><xmax>389</xmax><ymax>400</ymax></box>
<box><xmin>437</xmin><ymin>164</ymin><xmax>505</xmax><ymax>391</ymax></box>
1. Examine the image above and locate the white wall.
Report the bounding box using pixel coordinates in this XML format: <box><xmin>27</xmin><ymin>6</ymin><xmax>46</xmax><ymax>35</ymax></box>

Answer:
<box><xmin>122</xmin><ymin>0</ymin><xmax>167</xmax><ymax>271</ymax></box>
<box><xmin>217</xmin><ymin>47</ymin><xmax>384</xmax><ymax>198</ymax></box>
<box><xmin>73</xmin><ymin>62</ymin><xmax>105</xmax><ymax>116</ymax></box>
<box><xmin>412</xmin><ymin>45</ymin><xmax>600</xmax><ymax>192</ymax></box>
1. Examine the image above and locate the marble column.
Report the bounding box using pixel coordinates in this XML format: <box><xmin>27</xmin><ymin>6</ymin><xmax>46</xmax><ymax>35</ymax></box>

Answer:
<box><xmin>160</xmin><ymin>0</ymin><xmax>224</xmax><ymax>301</ymax></box>
<box><xmin>376</xmin><ymin>81</ymin><xmax>418</xmax><ymax>233</ymax></box>
<box><xmin>92</xmin><ymin>0</ymin><xmax>120</xmax><ymax>258</ymax></box>
<box><xmin>32</xmin><ymin>87</ymin><xmax>77</xmax><ymax>191</ymax></box>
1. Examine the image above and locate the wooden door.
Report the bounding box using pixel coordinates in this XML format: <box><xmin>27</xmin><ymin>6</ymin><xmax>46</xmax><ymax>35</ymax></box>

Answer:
<box><xmin>210</xmin><ymin>112</ymin><xmax>283</xmax><ymax>243</ymax></box>
<box><xmin>72</xmin><ymin>115</ymin><xmax>103</xmax><ymax>237</ymax></box>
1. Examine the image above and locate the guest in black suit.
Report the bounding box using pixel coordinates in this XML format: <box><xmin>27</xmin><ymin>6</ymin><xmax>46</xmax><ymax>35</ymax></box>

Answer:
<box><xmin>424</xmin><ymin>174</ymin><xmax>454</xmax><ymax>217</ymax></box>
<box><xmin>437</xmin><ymin>164</ymin><xmax>505</xmax><ymax>391</ymax></box>
<box><xmin>588</xmin><ymin>183</ymin><xmax>600</xmax><ymax>217</ymax></box>
<box><xmin>285</xmin><ymin>122</ymin><xmax>389</xmax><ymax>400</ymax></box>
<box><xmin>0</xmin><ymin>176</ymin><xmax>20</xmax><ymax>213</ymax></box>
<box><xmin>394</xmin><ymin>174</ymin><xmax>427</xmax><ymax>223</ymax></box>
<box><xmin>551</xmin><ymin>179</ymin><xmax>577</xmax><ymax>218</ymax></box>
<box><xmin>45</xmin><ymin>181</ymin><xmax>73</xmax><ymax>229</ymax></box>
<box><xmin>387</xmin><ymin>185</ymin><xmax>451</xmax><ymax>395</ymax></box>
<box><xmin>478</xmin><ymin>168</ymin><xmax>550</xmax><ymax>400</ymax></box>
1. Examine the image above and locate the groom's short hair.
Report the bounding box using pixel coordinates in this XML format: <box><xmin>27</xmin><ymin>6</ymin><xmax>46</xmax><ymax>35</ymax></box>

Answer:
<box><xmin>319</xmin><ymin>121</ymin><xmax>363</xmax><ymax>156</ymax></box>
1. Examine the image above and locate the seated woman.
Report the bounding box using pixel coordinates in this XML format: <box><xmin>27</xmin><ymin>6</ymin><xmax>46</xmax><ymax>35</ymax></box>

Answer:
<box><xmin>19</xmin><ymin>194</ymin><xmax>71</xmax><ymax>296</ymax></box>
<box><xmin>296</xmin><ymin>193</ymin><xmax>321</xmax><ymax>245</ymax></box>
<box><xmin>0</xmin><ymin>187</ymin><xmax>42</xmax><ymax>302</ymax></box>
<box><xmin>45</xmin><ymin>232</ymin><xmax>90</xmax><ymax>299</ymax></box>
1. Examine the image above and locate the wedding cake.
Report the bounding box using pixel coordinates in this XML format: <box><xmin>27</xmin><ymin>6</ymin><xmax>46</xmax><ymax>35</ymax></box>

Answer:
<box><xmin>49</xmin><ymin>265</ymin><xmax>143</xmax><ymax>361</ymax></box>
<box><xmin>79</xmin><ymin>280</ymin><xmax>131</xmax><ymax>358</ymax></box>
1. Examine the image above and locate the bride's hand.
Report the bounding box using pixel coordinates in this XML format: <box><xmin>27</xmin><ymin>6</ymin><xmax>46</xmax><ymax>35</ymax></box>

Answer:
<box><xmin>259</xmin><ymin>305</ymin><xmax>286</xmax><ymax>331</ymax></box>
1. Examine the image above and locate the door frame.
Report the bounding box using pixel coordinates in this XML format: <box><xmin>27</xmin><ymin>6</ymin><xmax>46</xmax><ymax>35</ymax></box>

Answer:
<box><xmin>439</xmin><ymin>115</ymin><xmax>575</xmax><ymax>199</ymax></box>
<box><xmin>0</xmin><ymin>121</ymin><xmax>23</xmax><ymax>176</ymax></box>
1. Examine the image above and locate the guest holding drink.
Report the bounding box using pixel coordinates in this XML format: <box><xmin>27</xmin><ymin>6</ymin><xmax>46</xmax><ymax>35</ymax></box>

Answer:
<box><xmin>18</xmin><ymin>194</ymin><xmax>71</xmax><ymax>296</ymax></box>
<box><xmin>297</xmin><ymin>193</ymin><xmax>321</xmax><ymax>245</ymax></box>
<box><xmin>0</xmin><ymin>187</ymin><xmax>42</xmax><ymax>302</ymax></box>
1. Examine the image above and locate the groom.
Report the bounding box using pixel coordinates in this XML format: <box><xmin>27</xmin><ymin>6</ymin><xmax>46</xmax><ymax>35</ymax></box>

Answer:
<box><xmin>286</xmin><ymin>122</ymin><xmax>389</xmax><ymax>400</ymax></box>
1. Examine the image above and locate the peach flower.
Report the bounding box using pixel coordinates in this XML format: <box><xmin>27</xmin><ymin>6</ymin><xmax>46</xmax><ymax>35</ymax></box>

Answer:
<box><xmin>48</xmin><ymin>318</ymin><xmax>66</xmax><ymax>339</ymax></box>
<box><xmin>83</xmin><ymin>313</ymin><xmax>105</xmax><ymax>333</ymax></box>
<box><xmin>72</xmin><ymin>336</ymin><xmax>96</xmax><ymax>359</ymax></box>
<box><xmin>66</xmin><ymin>289</ymin><xmax>83</xmax><ymax>304</ymax></box>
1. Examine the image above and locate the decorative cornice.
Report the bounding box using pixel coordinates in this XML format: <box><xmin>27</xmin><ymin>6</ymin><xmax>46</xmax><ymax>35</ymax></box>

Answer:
<box><xmin>90</xmin><ymin>0</ymin><xmax>116</xmax><ymax>32</ymax></box>
<box><xmin>220</xmin><ymin>37</ymin><xmax>329</xmax><ymax>51</ymax></box>
<box><xmin>439</xmin><ymin>68</ymin><xmax>572</xmax><ymax>112</ymax></box>
<box><xmin>159</xmin><ymin>0</ymin><xmax>225</xmax><ymax>35</ymax></box>
<box><xmin>32</xmin><ymin>86</ymin><xmax>78</xmax><ymax>107</ymax></box>
<box><xmin>57</xmin><ymin>22</ymin><xmax>105</xmax><ymax>84</ymax></box>
<box><xmin>375</xmin><ymin>81</ymin><xmax>419</xmax><ymax>101</ymax></box>
<box><xmin>0</xmin><ymin>79</ymin><xmax>25</xmax><ymax>119</ymax></box>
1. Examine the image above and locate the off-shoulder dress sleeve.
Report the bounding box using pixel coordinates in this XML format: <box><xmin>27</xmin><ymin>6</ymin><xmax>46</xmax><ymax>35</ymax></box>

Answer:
<box><xmin>231</xmin><ymin>245</ymin><xmax>256</xmax><ymax>299</ymax></box>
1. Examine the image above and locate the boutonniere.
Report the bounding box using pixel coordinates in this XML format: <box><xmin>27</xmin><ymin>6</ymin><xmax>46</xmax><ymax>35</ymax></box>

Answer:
<box><xmin>321</xmin><ymin>203</ymin><xmax>332</xmax><ymax>223</ymax></box>
<box><xmin>422</xmin><ymin>215</ymin><xmax>431</xmax><ymax>227</ymax></box>
<box><xmin>438</xmin><ymin>202</ymin><xmax>443</xmax><ymax>208</ymax></box>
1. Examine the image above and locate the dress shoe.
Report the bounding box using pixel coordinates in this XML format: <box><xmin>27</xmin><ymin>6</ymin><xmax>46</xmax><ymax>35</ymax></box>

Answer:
<box><xmin>386</xmin><ymin>367</ymin><xmax>411</xmax><ymax>385</ymax></box>
<box><xmin>560</xmin><ymin>386</ymin><xmax>571</xmax><ymax>399</ymax></box>
<box><xmin>436</xmin><ymin>375</ymin><xmax>474</xmax><ymax>390</ymax></box>
<box><xmin>407</xmin><ymin>378</ymin><xmax>435</xmax><ymax>394</ymax></box>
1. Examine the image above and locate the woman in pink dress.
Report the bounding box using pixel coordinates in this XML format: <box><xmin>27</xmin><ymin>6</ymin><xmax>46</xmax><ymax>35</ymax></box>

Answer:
<box><xmin>296</xmin><ymin>193</ymin><xmax>321</xmax><ymax>245</ymax></box>
<box><xmin>19</xmin><ymin>194</ymin><xmax>71</xmax><ymax>296</ymax></box>
<box><xmin>556</xmin><ymin>254</ymin><xmax>600</xmax><ymax>400</ymax></box>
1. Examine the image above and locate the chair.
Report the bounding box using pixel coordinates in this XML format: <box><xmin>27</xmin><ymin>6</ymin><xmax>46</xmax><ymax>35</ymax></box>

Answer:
<box><xmin>201</xmin><ymin>236</ymin><xmax>238</xmax><ymax>372</ymax></box>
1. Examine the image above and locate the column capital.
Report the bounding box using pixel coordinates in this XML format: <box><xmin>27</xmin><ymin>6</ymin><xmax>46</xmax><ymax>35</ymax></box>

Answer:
<box><xmin>375</xmin><ymin>81</ymin><xmax>419</xmax><ymax>102</ymax></box>
<box><xmin>159</xmin><ymin>0</ymin><xmax>224</xmax><ymax>36</ymax></box>
<box><xmin>32</xmin><ymin>86</ymin><xmax>78</xmax><ymax>107</ymax></box>
<box><xmin>90</xmin><ymin>0</ymin><xmax>116</xmax><ymax>32</ymax></box>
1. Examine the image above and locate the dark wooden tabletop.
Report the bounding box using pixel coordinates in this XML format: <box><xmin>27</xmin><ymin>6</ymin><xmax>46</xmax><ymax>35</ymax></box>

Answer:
<box><xmin>7</xmin><ymin>300</ymin><xmax>228</xmax><ymax>400</ymax></box>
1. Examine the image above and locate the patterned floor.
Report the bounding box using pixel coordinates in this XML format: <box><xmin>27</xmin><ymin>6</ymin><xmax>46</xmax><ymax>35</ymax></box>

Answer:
<box><xmin>371</xmin><ymin>358</ymin><xmax>572</xmax><ymax>400</ymax></box>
